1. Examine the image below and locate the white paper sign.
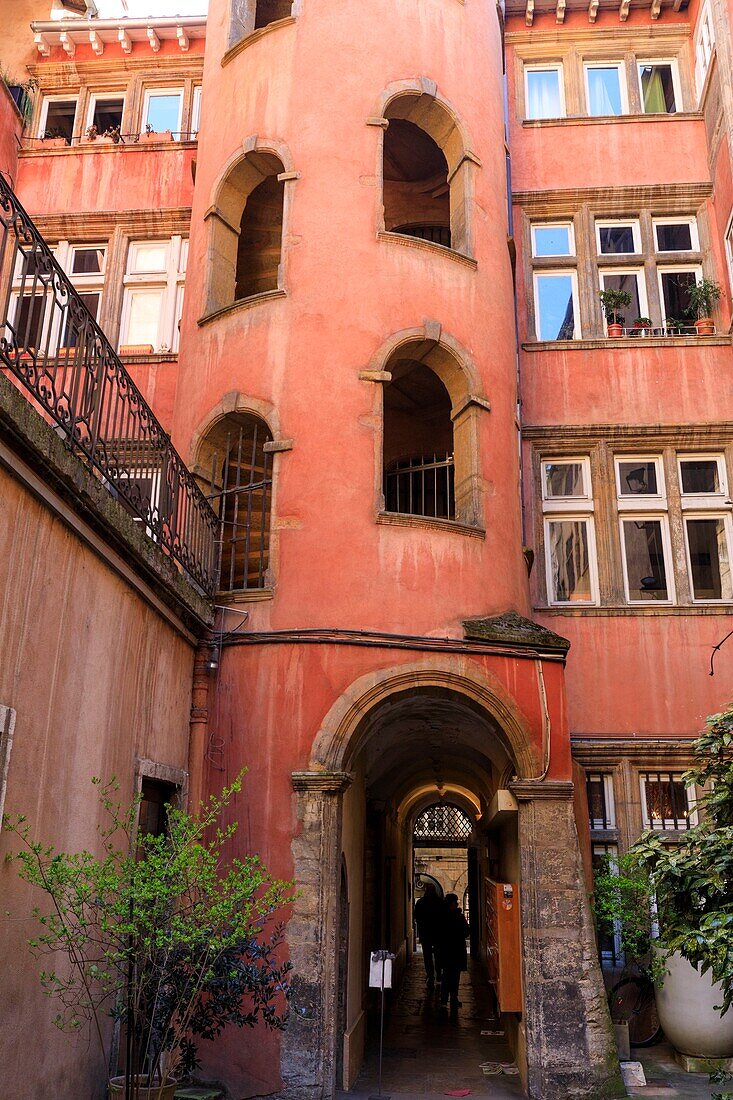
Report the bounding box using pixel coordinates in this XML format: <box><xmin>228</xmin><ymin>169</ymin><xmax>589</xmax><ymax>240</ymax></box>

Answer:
<box><xmin>369</xmin><ymin>954</ymin><xmax>393</xmax><ymax>989</ymax></box>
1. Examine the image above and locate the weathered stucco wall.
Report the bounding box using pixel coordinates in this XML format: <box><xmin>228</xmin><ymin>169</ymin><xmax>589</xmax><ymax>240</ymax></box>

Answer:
<box><xmin>0</xmin><ymin>464</ymin><xmax>195</xmax><ymax>1100</ymax></box>
<box><xmin>0</xmin><ymin>81</ymin><xmax>22</xmax><ymax>186</ymax></box>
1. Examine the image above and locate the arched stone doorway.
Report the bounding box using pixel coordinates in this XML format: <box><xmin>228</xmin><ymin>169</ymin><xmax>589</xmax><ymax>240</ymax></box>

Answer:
<box><xmin>284</xmin><ymin>663</ymin><xmax>622</xmax><ymax>1100</ymax></box>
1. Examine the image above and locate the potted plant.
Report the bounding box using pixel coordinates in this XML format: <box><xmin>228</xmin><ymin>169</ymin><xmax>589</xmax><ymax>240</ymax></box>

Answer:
<box><xmin>599</xmin><ymin>288</ymin><xmax>632</xmax><ymax>337</ymax></box>
<box><xmin>102</xmin><ymin>125</ymin><xmax>123</xmax><ymax>145</ymax></box>
<box><xmin>630</xmin><ymin>704</ymin><xmax>733</xmax><ymax>1073</ymax></box>
<box><xmin>664</xmin><ymin>316</ymin><xmax>685</xmax><ymax>335</ymax></box>
<box><xmin>687</xmin><ymin>278</ymin><xmax>722</xmax><ymax>336</ymax></box>
<box><xmin>3</xmin><ymin>772</ymin><xmax>293</xmax><ymax>1099</ymax></box>
<box><xmin>139</xmin><ymin>123</ymin><xmax>173</xmax><ymax>143</ymax></box>
<box><xmin>41</xmin><ymin>127</ymin><xmax>69</xmax><ymax>148</ymax></box>
<box><xmin>84</xmin><ymin>123</ymin><xmax>99</xmax><ymax>143</ymax></box>
<box><xmin>631</xmin><ymin>317</ymin><xmax>652</xmax><ymax>337</ymax></box>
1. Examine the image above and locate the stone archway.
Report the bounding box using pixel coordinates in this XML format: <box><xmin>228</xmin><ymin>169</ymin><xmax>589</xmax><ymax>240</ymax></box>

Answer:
<box><xmin>282</xmin><ymin>660</ymin><xmax>623</xmax><ymax>1100</ymax></box>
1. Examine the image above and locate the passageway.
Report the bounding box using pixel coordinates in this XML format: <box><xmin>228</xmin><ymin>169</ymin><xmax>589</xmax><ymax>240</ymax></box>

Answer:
<box><xmin>348</xmin><ymin>957</ymin><xmax>523</xmax><ymax>1098</ymax></box>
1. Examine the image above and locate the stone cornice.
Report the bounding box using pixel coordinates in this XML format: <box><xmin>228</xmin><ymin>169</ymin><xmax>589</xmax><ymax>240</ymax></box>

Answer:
<box><xmin>513</xmin><ymin>182</ymin><xmax>712</xmax><ymax>215</ymax></box>
<box><xmin>522</xmin><ymin>422</ymin><xmax>733</xmax><ymax>444</ymax></box>
<box><xmin>464</xmin><ymin>611</ymin><xmax>570</xmax><ymax>654</ymax></box>
<box><xmin>29</xmin><ymin>55</ymin><xmax>204</xmax><ymax>84</ymax></box>
<box><xmin>509</xmin><ymin>779</ymin><xmax>574</xmax><ymax>801</ymax></box>
<box><xmin>292</xmin><ymin>770</ymin><xmax>354</xmax><ymax>794</ymax></box>
<box><xmin>571</xmin><ymin>737</ymin><xmax>696</xmax><ymax>767</ymax></box>
<box><xmin>377</xmin><ymin>230</ymin><xmax>478</xmax><ymax>269</ymax></box>
<box><xmin>376</xmin><ymin>511</ymin><xmax>486</xmax><ymax>539</ymax></box>
<box><xmin>221</xmin><ymin>16</ymin><xmax>297</xmax><ymax>67</ymax></box>
<box><xmin>506</xmin><ymin>23</ymin><xmax>689</xmax><ymax>46</ymax></box>
<box><xmin>30</xmin><ymin>206</ymin><xmax>191</xmax><ymax>239</ymax></box>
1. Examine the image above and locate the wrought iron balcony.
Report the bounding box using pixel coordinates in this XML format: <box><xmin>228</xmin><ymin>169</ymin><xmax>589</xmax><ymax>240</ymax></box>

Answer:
<box><xmin>0</xmin><ymin>174</ymin><xmax>218</xmax><ymax>598</ymax></box>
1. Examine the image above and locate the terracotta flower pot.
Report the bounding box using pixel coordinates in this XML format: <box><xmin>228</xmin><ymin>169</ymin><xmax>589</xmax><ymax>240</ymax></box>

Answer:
<box><xmin>695</xmin><ymin>317</ymin><xmax>714</xmax><ymax>336</ymax></box>
<box><xmin>108</xmin><ymin>1076</ymin><xmax>177</xmax><ymax>1099</ymax></box>
<box><xmin>607</xmin><ymin>322</ymin><xmax>623</xmax><ymax>337</ymax></box>
<box><xmin>654</xmin><ymin>950</ymin><xmax>733</xmax><ymax>1058</ymax></box>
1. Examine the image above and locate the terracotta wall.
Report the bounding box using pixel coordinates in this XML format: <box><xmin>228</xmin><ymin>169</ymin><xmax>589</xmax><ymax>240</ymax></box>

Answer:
<box><xmin>0</xmin><ymin>466</ymin><xmax>195</xmax><ymax>1100</ymax></box>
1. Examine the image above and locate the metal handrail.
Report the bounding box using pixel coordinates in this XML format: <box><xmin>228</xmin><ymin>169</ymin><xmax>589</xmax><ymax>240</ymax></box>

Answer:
<box><xmin>0</xmin><ymin>173</ymin><xmax>218</xmax><ymax>598</ymax></box>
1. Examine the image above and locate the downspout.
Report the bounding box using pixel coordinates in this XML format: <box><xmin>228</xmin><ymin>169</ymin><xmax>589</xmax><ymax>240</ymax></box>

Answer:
<box><xmin>187</xmin><ymin>642</ymin><xmax>210</xmax><ymax>813</ymax></box>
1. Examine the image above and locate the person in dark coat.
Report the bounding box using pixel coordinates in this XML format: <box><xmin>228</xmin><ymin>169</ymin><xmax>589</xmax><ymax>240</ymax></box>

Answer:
<box><xmin>414</xmin><ymin>882</ymin><xmax>443</xmax><ymax>990</ymax></box>
<box><xmin>439</xmin><ymin>892</ymin><xmax>469</xmax><ymax>1015</ymax></box>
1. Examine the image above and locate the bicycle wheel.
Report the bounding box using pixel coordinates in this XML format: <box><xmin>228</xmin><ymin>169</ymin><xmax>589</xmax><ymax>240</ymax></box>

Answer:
<box><xmin>608</xmin><ymin>977</ymin><xmax>663</xmax><ymax>1047</ymax></box>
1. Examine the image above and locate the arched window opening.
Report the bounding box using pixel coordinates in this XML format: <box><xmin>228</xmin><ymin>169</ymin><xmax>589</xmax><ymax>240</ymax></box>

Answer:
<box><xmin>381</xmin><ymin>93</ymin><xmax>473</xmax><ymax>256</ymax></box>
<box><xmin>201</xmin><ymin>413</ymin><xmax>273</xmax><ymax>591</ymax></box>
<box><xmin>236</xmin><ymin>163</ymin><xmax>284</xmax><ymax>301</ymax></box>
<box><xmin>207</xmin><ymin>150</ymin><xmax>285</xmax><ymax>314</ymax></box>
<box><xmin>254</xmin><ymin>0</ymin><xmax>292</xmax><ymax>28</ymax></box>
<box><xmin>383</xmin><ymin>362</ymin><xmax>455</xmax><ymax>520</ymax></box>
<box><xmin>383</xmin><ymin>119</ymin><xmax>451</xmax><ymax>247</ymax></box>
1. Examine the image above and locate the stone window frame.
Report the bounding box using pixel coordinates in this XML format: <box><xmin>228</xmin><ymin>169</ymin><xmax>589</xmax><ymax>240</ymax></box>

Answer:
<box><xmin>511</xmin><ymin>31</ymin><xmax>694</xmax><ymax>122</ymax></box>
<box><xmin>362</xmin><ymin>324</ymin><xmax>490</xmax><ymax>534</ymax></box>
<box><xmin>531</xmin><ymin>438</ymin><xmax>733</xmax><ymax>610</ymax></box>
<box><xmin>523</xmin><ymin>203</ymin><xmax>712</xmax><ymax>340</ymax></box>
<box><xmin>370</xmin><ymin>79</ymin><xmax>482</xmax><ymax>263</ymax></box>
<box><xmin>200</xmin><ymin>136</ymin><xmax>297</xmax><ymax>322</ymax></box>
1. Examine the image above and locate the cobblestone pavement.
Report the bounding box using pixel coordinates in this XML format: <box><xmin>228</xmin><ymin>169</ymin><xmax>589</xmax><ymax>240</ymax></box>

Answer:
<box><xmin>341</xmin><ymin>957</ymin><xmax>720</xmax><ymax>1099</ymax></box>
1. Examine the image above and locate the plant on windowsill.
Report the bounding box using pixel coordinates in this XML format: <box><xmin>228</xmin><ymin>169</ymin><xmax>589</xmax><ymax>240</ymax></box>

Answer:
<box><xmin>687</xmin><ymin>278</ymin><xmax>722</xmax><ymax>336</ymax></box>
<box><xmin>1</xmin><ymin>71</ymin><xmax>37</xmax><ymax>127</ymax></box>
<box><xmin>84</xmin><ymin>123</ymin><xmax>99</xmax><ymax>143</ymax></box>
<box><xmin>2</xmin><ymin>772</ymin><xmax>294</xmax><ymax>1100</ymax></box>
<box><xmin>664</xmin><ymin>317</ymin><xmax>686</xmax><ymax>336</ymax></box>
<box><xmin>599</xmin><ymin>288</ymin><xmax>632</xmax><ymax>338</ymax></box>
<box><xmin>40</xmin><ymin>127</ymin><xmax>69</xmax><ymax>148</ymax></box>
<box><xmin>138</xmin><ymin>122</ymin><xmax>173</xmax><ymax>144</ymax></box>
<box><xmin>630</xmin><ymin>317</ymin><xmax>653</xmax><ymax>337</ymax></box>
<box><xmin>103</xmin><ymin>125</ymin><xmax>123</xmax><ymax>145</ymax></box>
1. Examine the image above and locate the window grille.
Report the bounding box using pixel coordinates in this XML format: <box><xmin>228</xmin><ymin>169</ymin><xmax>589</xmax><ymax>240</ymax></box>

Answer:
<box><xmin>384</xmin><ymin>452</ymin><xmax>455</xmax><ymax>520</ymax></box>
<box><xmin>640</xmin><ymin>771</ymin><xmax>694</xmax><ymax>830</ymax></box>
<box><xmin>413</xmin><ymin>803</ymin><xmax>473</xmax><ymax>845</ymax></box>
<box><xmin>207</xmin><ymin>418</ymin><xmax>272</xmax><ymax>591</ymax></box>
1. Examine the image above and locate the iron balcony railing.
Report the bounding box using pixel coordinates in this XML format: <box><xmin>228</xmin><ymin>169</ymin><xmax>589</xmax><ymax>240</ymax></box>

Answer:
<box><xmin>0</xmin><ymin>173</ymin><xmax>218</xmax><ymax>598</ymax></box>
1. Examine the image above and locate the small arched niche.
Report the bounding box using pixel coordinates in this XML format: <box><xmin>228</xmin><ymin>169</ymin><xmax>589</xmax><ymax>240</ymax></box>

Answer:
<box><xmin>380</xmin><ymin>337</ymin><xmax>483</xmax><ymax>528</ymax></box>
<box><xmin>229</xmin><ymin>0</ymin><xmax>293</xmax><ymax>45</ymax></box>
<box><xmin>197</xmin><ymin>412</ymin><xmax>273</xmax><ymax>591</ymax></box>
<box><xmin>382</xmin><ymin>92</ymin><xmax>473</xmax><ymax>257</ymax></box>
<box><xmin>206</xmin><ymin>150</ymin><xmax>285</xmax><ymax>314</ymax></box>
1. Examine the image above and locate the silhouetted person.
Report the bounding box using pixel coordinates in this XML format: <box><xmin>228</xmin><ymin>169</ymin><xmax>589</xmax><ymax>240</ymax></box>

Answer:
<box><xmin>439</xmin><ymin>893</ymin><xmax>469</xmax><ymax>1016</ymax></box>
<box><xmin>414</xmin><ymin>882</ymin><xmax>443</xmax><ymax>990</ymax></box>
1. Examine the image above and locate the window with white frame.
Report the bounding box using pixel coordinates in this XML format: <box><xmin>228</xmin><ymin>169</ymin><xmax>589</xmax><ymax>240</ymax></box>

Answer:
<box><xmin>533</xmin><ymin>272</ymin><xmax>579</xmax><ymax>340</ymax></box>
<box><xmin>657</xmin><ymin>265</ymin><xmax>702</xmax><ymax>324</ymax></box>
<box><xmin>615</xmin><ymin>455</ymin><xmax>674</xmax><ymax>603</ymax></box>
<box><xmin>694</xmin><ymin>2</ymin><xmax>715</xmax><ymax>97</ymax></box>
<box><xmin>638</xmin><ymin>60</ymin><xmax>681</xmax><ymax>114</ymax></box>
<box><xmin>525</xmin><ymin>64</ymin><xmax>565</xmax><ymax>120</ymax></box>
<box><xmin>600</xmin><ymin>269</ymin><xmax>648</xmax><ymax>330</ymax></box>
<box><xmin>586</xmin><ymin>772</ymin><xmax>616</xmax><ymax>829</ymax></box>
<box><xmin>9</xmin><ymin>241</ymin><xmax>106</xmax><ymax>354</ymax></box>
<box><xmin>142</xmin><ymin>88</ymin><xmax>183</xmax><ymax>137</ymax></box>
<box><xmin>654</xmin><ymin>217</ymin><xmax>699</xmax><ymax>254</ymax></box>
<box><xmin>86</xmin><ymin>93</ymin><xmax>125</xmax><ymax>135</ymax></box>
<box><xmin>531</xmin><ymin>222</ymin><xmax>574</xmax><ymax>258</ymax></box>
<box><xmin>119</xmin><ymin>236</ymin><xmax>187</xmax><ymax>353</ymax></box>
<box><xmin>38</xmin><ymin>95</ymin><xmax>78</xmax><ymax>142</ymax></box>
<box><xmin>584</xmin><ymin>62</ymin><xmax>627</xmax><ymax>117</ymax></box>
<box><xmin>640</xmin><ymin>771</ymin><xmax>696</xmax><ymax>830</ymax></box>
<box><xmin>191</xmin><ymin>86</ymin><xmax>202</xmax><ymax>137</ymax></box>
<box><xmin>679</xmin><ymin>454</ymin><xmax>732</xmax><ymax>601</ymax></box>
<box><xmin>596</xmin><ymin>220</ymin><xmax>641</xmax><ymax>256</ymax></box>
<box><xmin>542</xmin><ymin>457</ymin><xmax>598</xmax><ymax>604</ymax></box>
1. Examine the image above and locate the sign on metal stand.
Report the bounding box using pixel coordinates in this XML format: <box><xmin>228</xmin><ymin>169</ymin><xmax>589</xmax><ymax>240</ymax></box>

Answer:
<box><xmin>368</xmin><ymin>949</ymin><xmax>395</xmax><ymax>1100</ymax></box>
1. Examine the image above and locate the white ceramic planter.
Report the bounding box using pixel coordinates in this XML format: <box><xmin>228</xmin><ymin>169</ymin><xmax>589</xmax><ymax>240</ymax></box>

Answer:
<box><xmin>655</xmin><ymin>950</ymin><xmax>733</xmax><ymax>1058</ymax></box>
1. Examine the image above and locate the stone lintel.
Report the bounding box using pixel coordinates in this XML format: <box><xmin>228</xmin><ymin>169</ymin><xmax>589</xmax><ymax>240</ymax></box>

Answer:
<box><xmin>510</xmin><ymin>779</ymin><xmax>574</xmax><ymax>801</ymax></box>
<box><xmin>292</xmin><ymin>770</ymin><xmax>353</xmax><ymax>794</ymax></box>
<box><xmin>463</xmin><ymin>610</ymin><xmax>571</xmax><ymax>654</ymax></box>
<box><xmin>358</xmin><ymin>369</ymin><xmax>392</xmax><ymax>382</ymax></box>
